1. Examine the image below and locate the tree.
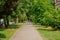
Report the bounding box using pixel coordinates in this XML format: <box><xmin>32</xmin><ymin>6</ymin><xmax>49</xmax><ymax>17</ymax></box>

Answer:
<box><xmin>27</xmin><ymin>0</ymin><xmax>60</xmax><ymax>30</ymax></box>
<box><xmin>0</xmin><ymin>0</ymin><xmax>19</xmax><ymax>28</ymax></box>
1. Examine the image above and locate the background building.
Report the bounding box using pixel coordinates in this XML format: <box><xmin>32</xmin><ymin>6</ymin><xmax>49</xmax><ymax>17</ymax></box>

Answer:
<box><xmin>55</xmin><ymin>0</ymin><xmax>60</xmax><ymax>10</ymax></box>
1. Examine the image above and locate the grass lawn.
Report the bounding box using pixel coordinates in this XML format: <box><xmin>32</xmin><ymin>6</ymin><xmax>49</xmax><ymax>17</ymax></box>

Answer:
<box><xmin>0</xmin><ymin>23</ymin><xmax>23</xmax><ymax>40</ymax></box>
<box><xmin>35</xmin><ymin>25</ymin><xmax>60</xmax><ymax>40</ymax></box>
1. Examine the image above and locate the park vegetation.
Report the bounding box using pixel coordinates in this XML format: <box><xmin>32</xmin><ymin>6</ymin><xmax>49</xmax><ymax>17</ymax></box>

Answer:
<box><xmin>0</xmin><ymin>0</ymin><xmax>60</xmax><ymax>40</ymax></box>
<box><xmin>0</xmin><ymin>0</ymin><xmax>60</xmax><ymax>30</ymax></box>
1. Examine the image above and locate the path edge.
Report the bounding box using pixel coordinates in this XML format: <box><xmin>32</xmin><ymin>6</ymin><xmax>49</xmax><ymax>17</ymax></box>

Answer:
<box><xmin>9</xmin><ymin>23</ymin><xmax>25</xmax><ymax>40</ymax></box>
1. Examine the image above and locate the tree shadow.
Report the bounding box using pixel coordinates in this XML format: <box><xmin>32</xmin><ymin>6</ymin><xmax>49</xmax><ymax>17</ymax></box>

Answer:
<box><xmin>0</xmin><ymin>28</ymin><xmax>5</xmax><ymax>31</ymax></box>
<box><xmin>0</xmin><ymin>33</ymin><xmax>6</xmax><ymax>38</ymax></box>
<box><xmin>8</xmin><ymin>24</ymin><xmax>21</xmax><ymax>29</ymax></box>
<box><xmin>37</xmin><ymin>28</ymin><xmax>54</xmax><ymax>31</ymax></box>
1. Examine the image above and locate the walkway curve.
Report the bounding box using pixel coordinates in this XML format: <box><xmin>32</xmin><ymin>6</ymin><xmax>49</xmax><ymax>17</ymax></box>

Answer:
<box><xmin>10</xmin><ymin>22</ymin><xmax>43</xmax><ymax>40</ymax></box>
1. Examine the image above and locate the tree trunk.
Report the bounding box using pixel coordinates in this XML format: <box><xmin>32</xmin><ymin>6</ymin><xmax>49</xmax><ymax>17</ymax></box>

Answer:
<box><xmin>15</xmin><ymin>17</ymin><xmax>19</xmax><ymax>23</ymax></box>
<box><xmin>4</xmin><ymin>15</ymin><xmax>9</xmax><ymax>28</ymax></box>
<box><xmin>4</xmin><ymin>18</ymin><xmax>7</xmax><ymax>28</ymax></box>
<box><xmin>6</xmin><ymin>15</ymin><xmax>9</xmax><ymax>26</ymax></box>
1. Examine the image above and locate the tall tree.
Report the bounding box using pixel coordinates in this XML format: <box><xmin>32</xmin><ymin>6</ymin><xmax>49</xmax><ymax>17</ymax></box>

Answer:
<box><xmin>0</xmin><ymin>0</ymin><xmax>19</xmax><ymax>28</ymax></box>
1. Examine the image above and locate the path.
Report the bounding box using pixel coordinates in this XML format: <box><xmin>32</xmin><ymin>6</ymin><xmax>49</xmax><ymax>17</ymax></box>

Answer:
<box><xmin>10</xmin><ymin>22</ymin><xmax>43</xmax><ymax>40</ymax></box>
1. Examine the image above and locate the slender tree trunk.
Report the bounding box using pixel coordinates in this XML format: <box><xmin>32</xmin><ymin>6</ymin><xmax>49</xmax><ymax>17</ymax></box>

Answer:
<box><xmin>15</xmin><ymin>17</ymin><xmax>19</xmax><ymax>23</ymax></box>
<box><xmin>4</xmin><ymin>15</ymin><xmax>9</xmax><ymax>28</ymax></box>
<box><xmin>4</xmin><ymin>18</ymin><xmax>7</xmax><ymax>28</ymax></box>
<box><xmin>6</xmin><ymin>15</ymin><xmax>9</xmax><ymax>26</ymax></box>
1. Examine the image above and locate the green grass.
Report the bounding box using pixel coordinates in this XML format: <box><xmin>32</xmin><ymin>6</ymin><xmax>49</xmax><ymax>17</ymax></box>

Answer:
<box><xmin>0</xmin><ymin>23</ymin><xmax>23</xmax><ymax>40</ymax></box>
<box><xmin>35</xmin><ymin>25</ymin><xmax>60</xmax><ymax>40</ymax></box>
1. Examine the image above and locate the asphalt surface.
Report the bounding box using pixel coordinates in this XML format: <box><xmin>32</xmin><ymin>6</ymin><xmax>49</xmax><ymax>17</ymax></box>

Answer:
<box><xmin>10</xmin><ymin>22</ymin><xmax>43</xmax><ymax>40</ymax></box>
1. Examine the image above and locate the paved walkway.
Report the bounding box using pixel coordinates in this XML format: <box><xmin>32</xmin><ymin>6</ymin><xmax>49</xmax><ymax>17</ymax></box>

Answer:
<box><xmin>10</xmin><ymin>22</ymin><xmax>43</xmax><ymax>40</ymax></box>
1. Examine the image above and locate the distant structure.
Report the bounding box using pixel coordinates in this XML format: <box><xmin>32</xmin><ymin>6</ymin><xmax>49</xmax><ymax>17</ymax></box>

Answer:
<box><xmin>55</xmin><ymin>0</ymin><xmax>60</xmax><ymax>10</ymax></box>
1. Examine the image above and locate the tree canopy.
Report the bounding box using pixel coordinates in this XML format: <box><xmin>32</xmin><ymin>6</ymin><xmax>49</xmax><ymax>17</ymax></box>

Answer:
<box><xmin>0</xmin><ymin>0</ymin><xmax>60</xmax><ymax>30</ymax></box>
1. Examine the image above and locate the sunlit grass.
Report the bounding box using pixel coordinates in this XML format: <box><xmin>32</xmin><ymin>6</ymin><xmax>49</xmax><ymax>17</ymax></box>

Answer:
<box><xmin>35</xmin><ymin>25</ymin><xmax>60</xmax><ymax>40</ymax></box>
<box><xmin>0</xmin><ymin>23</ymin><xmax>23</xmax><ymax>40</ymax></box>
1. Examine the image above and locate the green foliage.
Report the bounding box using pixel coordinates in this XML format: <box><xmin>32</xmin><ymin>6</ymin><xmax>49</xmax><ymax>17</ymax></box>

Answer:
<box><xmin>27</xmin><ymin>0</ymin><xmax>60</xmax><ymax>30</ymax></box>
<box><xmin>0</xmin><ymin>0</ymin><xmax>60</xmax><ymax>30</ymax></box>
<box><xmin>0</xmin><ymin>0</ymin><xmax>5</xmax><ymax>12</ymax></box>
